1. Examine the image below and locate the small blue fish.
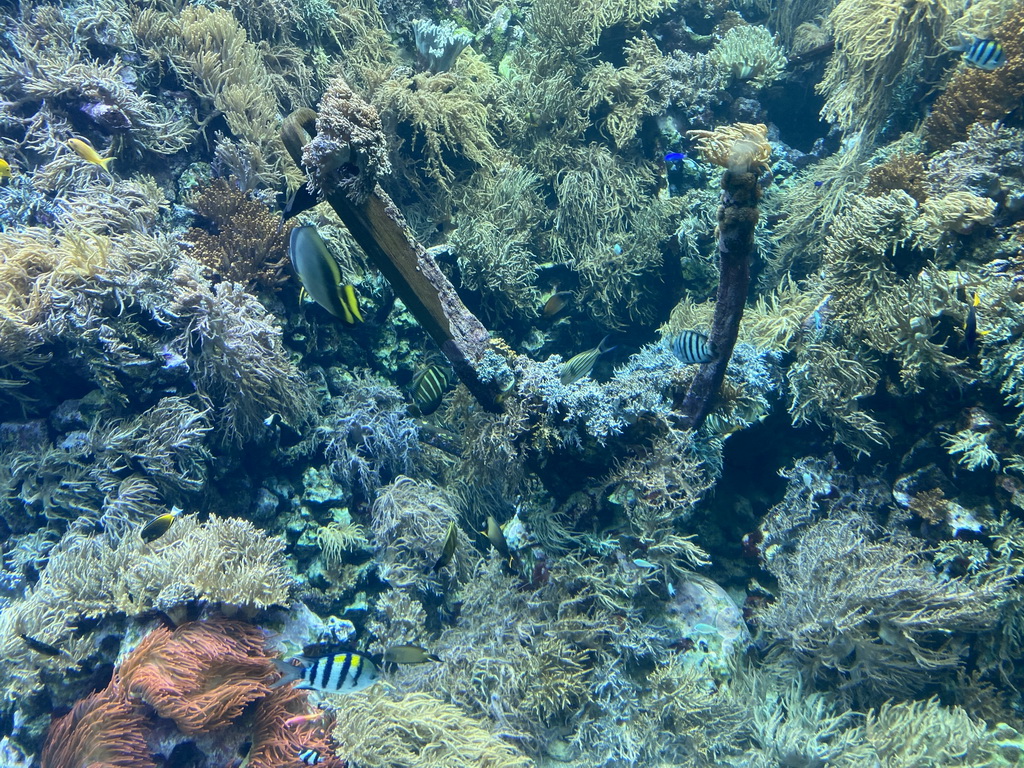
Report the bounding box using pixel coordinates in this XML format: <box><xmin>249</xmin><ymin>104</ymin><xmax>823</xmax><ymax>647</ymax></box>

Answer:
<box><xmin>611</xmin><ymin>243</ymin><xmax>623</xmax><ymax>256</ymax></box>
<box><xmin>950</xmin><ymin>35</ymin><xmax>1006</xmax><ymax>70</ymax></box>
<box><xmin>664</xmin><ymin>152</ymin><xmax>687</xmax><ymax>162</ymax></box>
<box><xmin>813</xmin><ymin>180</ymin><xmax>825</xmax><ymax>187</ymax></box>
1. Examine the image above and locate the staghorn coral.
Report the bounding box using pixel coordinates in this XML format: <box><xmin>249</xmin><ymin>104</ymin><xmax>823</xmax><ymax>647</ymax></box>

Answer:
<box><xmin>709</xmin><ymin>24</ymin><xmax>788</xmax><ymax>89</ymax></box>
<box><xmin>331</xmin><ymin>686</ymin><xmax>534</xmax><ymax>768</ymax></box>
<box><xmin>184</xmin><ymin>178</ymin><xmax>293</xmax><ymax>291</ymax></box>
<box><xmin>117</xmin><ymin>618</ymin><xmax>273</xmax><ymax>734</ymax></box>
<box><xmin>924</xmin><ymin>3</ymin><xmax>1024</xmax><ymax>149</ymax></box>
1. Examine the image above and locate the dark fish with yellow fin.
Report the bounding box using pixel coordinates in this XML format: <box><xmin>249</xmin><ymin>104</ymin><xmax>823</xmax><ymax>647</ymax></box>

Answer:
<box><xmin>140</xmin><ymin>507</ymin><xmax>182</xmax><ymax>543</ymax></box>
<box><xmin>432</xmin><ymin>520</ymin><xmax>458</xmax><ymax>572</ymax></box>
<box><xmin>273</xmin><ymin>651</ymin><xmax>379</xmax><ymax>693</ymax></box>
<box><xmin>964</xmin><ymin>291</ymin><xmax>988</xmax><ymax>354</ymax></box>
<box><xmin>67</xmin><ymin>138</ymin><xmax>114</xmax><ymax>173</ymax></box>
<box><xmin>289</xmin><ymin>225</ymin><xmax>362</xmax><ymax>324</ymax></box>
<box><xmin>482</xmin><ymin>515</ymin><xmax>511</xmax><ymax>560</ymax></box>
<box><xmin>560</xmin><ymin>336</ymin><xmax>614</xmax><ymax>385</ymax></box>
<box><xmin>382</xmin><ymin>644</ymin><xmax>441</xmax><ymax>665</ymax></box>
<box><xmin>410</xmin><ymin>363</ymin><xmax>452</xmax><ymax>415</ymax></box>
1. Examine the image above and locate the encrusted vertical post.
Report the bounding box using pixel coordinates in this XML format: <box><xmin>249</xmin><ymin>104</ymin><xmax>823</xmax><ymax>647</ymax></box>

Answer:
<box><xmin>282</xmin><ymin>81</ymin><xmax>505</xmax><ymax>413</ymax></box>
<box><xmin>678</xmin><ymin>123</ymin><xmax>768</xmax><ymax>430</ymax></box>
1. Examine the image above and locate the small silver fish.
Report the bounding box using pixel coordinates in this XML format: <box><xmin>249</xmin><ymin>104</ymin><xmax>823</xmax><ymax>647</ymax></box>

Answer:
<box><xmin>382</xmin><ymin>644</ymin><xmax>441</xmax><ymax>665</ymax></box>
<box><xmin>560</xmin><ymin>336</ymin><xmax>614</xmax><ymax>385</ymax></box>
<box><xmin>666</xmin><ymin>330</ymin><xmax>715</xmax><ymax>365</ymax></box>
<box><xmin>272</xmin><ymin>652</ymin><xmax>379</xmax><ymax>694</ymax></box>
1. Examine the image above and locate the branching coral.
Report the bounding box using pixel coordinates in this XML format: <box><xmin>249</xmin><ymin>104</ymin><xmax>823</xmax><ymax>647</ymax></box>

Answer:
<box><xmin>582</xmin><ymin>33</ymin><xmax>670</xmax><ymax>148</ymax></box>
<box><xmin>924</xmin><ymin>3</ymin><xmax>1024</xmax><ymax>149</ymax></box>
<box><xmin>818</xmin><ymin>0</ymin><xmax>958</xmax><ymax>139</ymax></box>
<box><xmin>709</xmin><ymin>24</ymin><xmax>788</xmax><ymax>89</ymax></box>
<box><xmin>184</xmin><ymin>178</ymin><xmax>293</xmax><ymax>291</ymax></box>
<box><xmin>758</xmin><ymin>506</ymin><xmax>1009</xmax><ymax>704</ymax></box>
<box><xmin>331</xmin><ymin>686</ymin><xmax>534</xmax><ymax>768</ymax></box>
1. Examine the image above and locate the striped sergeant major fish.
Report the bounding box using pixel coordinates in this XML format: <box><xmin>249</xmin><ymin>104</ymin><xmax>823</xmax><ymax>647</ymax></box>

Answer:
<box><xmin>298</xmin><ymin>749</ymin><xmax>323</xmax><ymax>765</ymax></box>
<box><xmin>948</xmin><ymin>34</ymin><xmax>1006</xmax><ymax>70</ymax></box>
<box><xmin>410</xmin><ymin>363</ymin><xmax>452</xmax><ymax>415</ymax></box>
<box><xmin>272</xmin><ymin>651</ymin><xmax>379</xmax><ymax>694</ymax></box>
<box><xmin>560</xmin><ymin>336</ymin><xmax>615</xmax><ymax>385</ymax></box>
<box><xmin>666</xmin><ymin>330</ymin><xmax>715</xmax><ymax>364</ymax></box>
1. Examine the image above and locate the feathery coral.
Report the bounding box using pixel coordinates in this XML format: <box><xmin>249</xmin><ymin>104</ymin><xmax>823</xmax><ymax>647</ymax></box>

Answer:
<box><xmin>40</xmin><ymin>687</ymin><xmax>154</xmax><ymax>768</ymax></box>
<box><xmin>117</xmin><ymin>618</ymin><xmax>273</xmax><ymax>734</ymax></box>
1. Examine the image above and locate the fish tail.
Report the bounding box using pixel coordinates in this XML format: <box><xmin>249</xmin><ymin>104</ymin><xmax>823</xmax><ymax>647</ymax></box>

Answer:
<box><xmin>343</xmin><ymin>284</ymin><xmax>363</xmax><ymax>322</ymax></box>
<box><xmin>98</xmin><ymin>156</ymin><xmax>115</xmax><ymax>173</ymax></box>
<box><xmin>597</xmin><ymin>335</ymin><xmax>617</xmax><ymax>355</ymax></box>
<box><xmin>271</xmin><ymin>659</ymin><xmax>305</xmax><ymax>689</ymax></box>
<box><xmin>973</xmin><ymin>292</ymin><xmax>981</xmax><ymax>307</ymax></box>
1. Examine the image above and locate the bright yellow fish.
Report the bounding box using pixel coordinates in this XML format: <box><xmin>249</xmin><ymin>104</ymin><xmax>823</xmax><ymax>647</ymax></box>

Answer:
<box><xmin>0</xmin><ymin>158</ymin><xmax>11</xmax><ymax>180</ymax></box>
<box><xmin>67</xmin><ymin>138</ymin><xmax>114</xmax><ymax>173</ymax></box>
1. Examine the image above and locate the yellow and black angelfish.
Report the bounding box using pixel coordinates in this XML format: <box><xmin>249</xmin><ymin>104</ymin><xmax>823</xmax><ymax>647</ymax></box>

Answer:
<box><xmin>289</xmin><ymin>225</ymin><xmax>363</xmax><ymax>324</ymax></box>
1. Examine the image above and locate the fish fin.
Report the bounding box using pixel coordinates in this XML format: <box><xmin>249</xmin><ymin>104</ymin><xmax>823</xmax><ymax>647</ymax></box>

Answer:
<box><xmin>596</xmin><ymin>335</ymin><xmax>617</xmax><ymax>355</ymax></box>
<box><xmin>973</xmin><ymin>292</ymin><xmax>981</xmax><ymax>307</ymax></box>
<box><xmin>97</xmin><ymin>156</ymin><xmax>115</xmax><ymax>173</ymax></box>
<box><xmin>343</xmin><ymin>285</ymin><xmax>363</xmax><ymax>322</ymax></box>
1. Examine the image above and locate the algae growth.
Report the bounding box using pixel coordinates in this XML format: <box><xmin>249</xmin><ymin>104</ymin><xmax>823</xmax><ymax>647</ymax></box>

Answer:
<box><xmin>2</xmin><ymin>0</ymin><xmax>1024</xmax><ymax>766</ymax></box>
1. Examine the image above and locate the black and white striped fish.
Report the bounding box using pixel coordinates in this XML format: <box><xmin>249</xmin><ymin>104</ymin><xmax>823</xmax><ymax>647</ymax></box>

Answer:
<box><xmin>666</xmin><ymin>330</ymin><xmax>715</xmax><ymax>364</ymax></box>
<box><xmin>410</xmin><ymin>364</ymin><xmax>452</xmax><ymax>415</ymax></box>
<box><xmin>272</xmin><ymin>652</ymin><xmax>379</xmax><ymax>694</ymax></box>
<box><xmin>298</xmin><ymin>749</ymin><xmax>323</xmax><ymax>765</ymax></box>
<box><xmin>560</xmin><ymin>336</ymin><xmax>614</xmax><ymax>385</ymax></box>
<box><xmin>950</xmin><ymin>35</ymin><xmax>1006</xmax><ymax>70</ymax></box>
